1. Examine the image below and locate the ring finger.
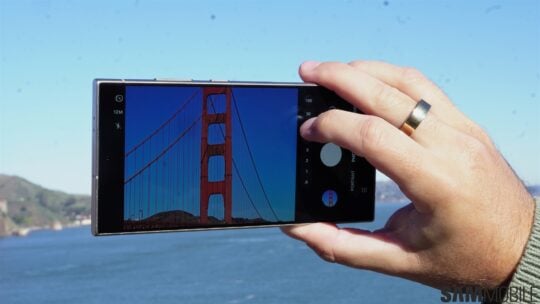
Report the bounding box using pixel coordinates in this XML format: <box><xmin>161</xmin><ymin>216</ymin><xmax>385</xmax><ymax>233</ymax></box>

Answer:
<box><xmin>347</xmin><ymin>60</ymin><xmax>493</xmax><ymax>147</ymax></box>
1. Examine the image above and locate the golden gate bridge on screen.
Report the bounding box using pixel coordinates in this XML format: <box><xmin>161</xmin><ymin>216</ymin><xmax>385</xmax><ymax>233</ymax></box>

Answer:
<box><xmin>123</xmin><ymin>87</ymin><xmax>281</xmax><ymax>229</ymax></box>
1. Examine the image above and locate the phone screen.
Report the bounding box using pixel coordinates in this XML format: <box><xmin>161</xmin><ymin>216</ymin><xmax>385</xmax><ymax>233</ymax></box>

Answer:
<box><xmin>93</xmin><ymin>81</ymin><xmax>375</xmax><ymax>235</ymax></box>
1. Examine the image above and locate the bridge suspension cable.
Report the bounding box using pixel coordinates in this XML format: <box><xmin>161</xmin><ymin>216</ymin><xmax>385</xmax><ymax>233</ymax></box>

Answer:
<box><xmin>125</xmin><ymin>90</ymin><xmax>200</xmax><ymax>156</ymax></box>
<box><xmin>231</xmin><ymin>91</ymin><xmax>280</xmax><ymax>221</ymax></box>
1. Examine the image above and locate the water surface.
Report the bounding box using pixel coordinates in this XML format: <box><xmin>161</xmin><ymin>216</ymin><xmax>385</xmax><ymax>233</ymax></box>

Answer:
<box><xmin>0</xmin><ymin>204</ymin><xmax>440</xmax><ymax>303</ymax></box>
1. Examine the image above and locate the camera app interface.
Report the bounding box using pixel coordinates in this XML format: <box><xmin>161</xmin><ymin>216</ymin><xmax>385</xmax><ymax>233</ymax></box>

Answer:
<box><xmin>118</xmin><ymin>84</ymin><xmax>374</xmax><ymax>232</ymax></box>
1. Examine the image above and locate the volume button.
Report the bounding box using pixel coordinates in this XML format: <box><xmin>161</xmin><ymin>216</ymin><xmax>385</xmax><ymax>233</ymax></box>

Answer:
<box><xmin>154</xmin><ymin>78</ymin><xmax>193</xmax><ymax>82</ymax></box>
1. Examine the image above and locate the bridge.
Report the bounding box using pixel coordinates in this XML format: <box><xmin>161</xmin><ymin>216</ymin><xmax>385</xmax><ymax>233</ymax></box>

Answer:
<box><xmin>123</xmin><ymin>86</ymin><xmax>281</xmax><ymax>226</ymax></box>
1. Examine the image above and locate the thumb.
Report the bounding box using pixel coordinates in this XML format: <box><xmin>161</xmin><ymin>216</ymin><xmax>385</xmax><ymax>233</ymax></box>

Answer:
<box><xmin>281</xmin><ymin>223</ymin><xmax>419</xmax><ymax>276</ymax></box>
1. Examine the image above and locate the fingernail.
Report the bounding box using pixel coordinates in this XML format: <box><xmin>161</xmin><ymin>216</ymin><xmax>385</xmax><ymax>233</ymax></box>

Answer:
<box><xmin>301</xmin><ymin>61</ymin><xmax>321</xmax><ymax>72</ymax></box>
<box><xmin>300</xmin><ymin>117</ymin><xmax>317</xmax><ymax>139</ymax></box>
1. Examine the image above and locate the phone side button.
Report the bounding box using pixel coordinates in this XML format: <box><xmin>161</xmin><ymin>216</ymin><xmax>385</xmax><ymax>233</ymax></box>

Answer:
<box><xmin>154</xmin><ymin>78</ymin><xmax>193</xmax><ymax>82</ymax></box>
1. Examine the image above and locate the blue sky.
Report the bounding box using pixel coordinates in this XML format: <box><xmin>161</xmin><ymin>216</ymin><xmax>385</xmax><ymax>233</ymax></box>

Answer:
<box><xmin>0</xmin><ymin>0</ymin><xmax>539</xmax><ymax>194</ymax></box>
<box><xmin>123</xmin><ymin>86</ymin><xmax>296</xmax><ymax>221</ymax></box>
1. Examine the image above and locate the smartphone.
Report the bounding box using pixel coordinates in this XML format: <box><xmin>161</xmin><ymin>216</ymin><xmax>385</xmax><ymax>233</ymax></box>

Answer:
<box><xmin>92</xmin><ymin>79</ymin><xmax>375</xmax><ymax>235</ymax></box>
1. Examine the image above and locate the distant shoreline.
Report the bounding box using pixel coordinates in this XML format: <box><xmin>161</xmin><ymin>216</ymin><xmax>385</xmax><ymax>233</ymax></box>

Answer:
<box><xmin>2</xmin><ymin>220</ymin><xmax>91</xmax><ymax>238</ymax></box>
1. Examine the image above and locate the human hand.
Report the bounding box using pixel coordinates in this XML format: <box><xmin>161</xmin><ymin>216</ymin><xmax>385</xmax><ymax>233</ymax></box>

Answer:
<box><xmin>281</xmin><ymin>60</ymin><xmax>535</xmax><ymax>289</ymax></box>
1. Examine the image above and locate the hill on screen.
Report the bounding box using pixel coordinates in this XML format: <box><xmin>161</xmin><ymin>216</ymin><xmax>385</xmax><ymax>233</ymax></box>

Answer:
<box><xmin>123</xmin><ymin>210</ymin><xmax>267</xmax><ymax>230</ymax></box>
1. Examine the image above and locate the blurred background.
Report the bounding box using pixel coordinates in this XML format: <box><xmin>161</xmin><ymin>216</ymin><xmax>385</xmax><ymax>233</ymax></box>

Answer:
<box><xmin>0</xmin><ymin>1</ymin><xmax>539</xmax><ymax>303</ymax></box>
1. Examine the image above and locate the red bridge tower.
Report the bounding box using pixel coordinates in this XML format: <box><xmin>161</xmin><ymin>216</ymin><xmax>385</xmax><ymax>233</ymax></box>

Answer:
<box><xmin>200</xmin><ymin>87</ymin><xmax>233</xmax><ymax>224</ymax></box>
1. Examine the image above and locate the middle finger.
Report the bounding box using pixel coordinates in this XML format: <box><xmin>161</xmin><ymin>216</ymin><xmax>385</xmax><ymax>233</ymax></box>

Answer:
<box><xmin>300</xmin><ymin>61</ymin><xmax>416</xmax><ymax>128</ymax></box>
<box><xmin>299</xmin><ymin>61</ymin><xmax>450</xmax><ymax>148</ymax></box>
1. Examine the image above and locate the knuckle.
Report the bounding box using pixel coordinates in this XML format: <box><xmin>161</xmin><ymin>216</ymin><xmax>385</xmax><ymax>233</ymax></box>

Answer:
<box><xmin>316</xmin><ymin>109</ymin><xmax>339</xmax><ymax>127</ymax></box>
<box><xmin>464</xmin><ymin>122</ymin><xmax>494</xmax><ymax>147</ymax></box>
<box><xmin>308</xmin><ymin>243</ymin><xmax>336</xmax><ymax>263</ymax></box>
<box><xmin>372</xmin><ymin>82</ymin><xmax>388</xmax><ymax>102</ymax></box>
<box><xmin>314</xmin><ymin>62</ymin><xmax>341</xmax><ymax>82</ymax></box>
<box><xmin>358</xmin><ymin>116</ymin><xmax>386</xmax><ymax>153</ymax></box>
<box><xmin>348</xmin><ymin>60</ymin><xmax>366</xmax><ymax>68</ymax></box>
<box><xmin>465</xmin><ymin>138</ymin><xmax>485</xmax><ymax>157</ymax></box>
<box><xmin>396</xmin><ymin>158</ymin><xmax>431</xmax><ymax>198</ymax></box>
<box><xmin>331</xmin><ymin>229</ymin><xmax>351</xmax><ymax>265</ymax></box>
<box><xmin>374</xmin><ymin>83</ymin><xmax>400</xmax><ymax>112</ymax></box>
<box><xmin>312</xmin><ymin>109</ymin><xmax>340</xmax><ymax>138</ymax></box>
<box><xmin>373</xmin><ymin>82</ymin><xmax>400</xmax><ymax>106</ymax></box>
<box><xmin>463</xmin><ymin>137</ymin><xmax>494</xmax><ymax>170</ymax></box>
<box><xmin>401</xmin><ymin>67</ymin><xmax>426</xmax><ymax>84</ymax></box>
<box><xmin>317</xmin><ymin>251</ymin><xmax>337</xmax><ymax>263</ymax></box>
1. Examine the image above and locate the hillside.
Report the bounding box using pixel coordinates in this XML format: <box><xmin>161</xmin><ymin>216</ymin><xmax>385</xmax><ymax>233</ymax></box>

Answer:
<box><xmin>124</xmin><ymin>210</ymin><xmax>266</xmax><ymax>231</ymax></box>
<box><xmin>375</xmin><ymin>180</ymin><xmax>407</xmax><ymax>203</ymax></box>
<box><xmin>0</xmin><ymin>174</ymin><xmax>90</xmax><ymax>236</ymax></box>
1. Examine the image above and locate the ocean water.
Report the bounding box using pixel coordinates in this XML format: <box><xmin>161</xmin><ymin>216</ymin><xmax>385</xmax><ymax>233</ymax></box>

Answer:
<box><xmin>0</xmin><ymin>204</ymin><xmax>441</xmax><ymax>303</ymax></box>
